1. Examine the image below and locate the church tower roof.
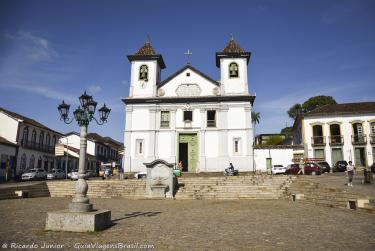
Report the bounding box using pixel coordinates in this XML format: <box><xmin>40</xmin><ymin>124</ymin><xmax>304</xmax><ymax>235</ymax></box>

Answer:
<box><xmin>135</xmin><ymin>40</ymin><xmax>157</xmax><ymax>56</ymax></box>
<box><xmin>215</xmin><ymin>35</ymin><xmax>251</xmax><ymax>68</ymax></box>
<box><xmin>127</xmin><ymin>36</ymin><xmax>166</xmax><ymax>69</ymax></box>
<box><xmin>221</xmin><ymin>36</ymin><xmax>245</xmax><ymax>53</ymax></box>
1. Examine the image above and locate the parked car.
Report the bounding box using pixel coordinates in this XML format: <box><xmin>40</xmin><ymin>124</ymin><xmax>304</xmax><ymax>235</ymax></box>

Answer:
<box><xmin>271</xmin><ymin>165</ymin><xmax>287</xmax><ymax>175</ymax></box>
<box><xmin>285</xmin><ymin>164</ymin><xmax>301</xmax><ymax>175</ymax></box>
<box><xmin>87</xmin><ymin>170</ymin><xmax>97</xmax><ymax>178</ymax></box>
<box><xmin>318</xmin><ymin>161</ymin><xmax>331</xmax><ymax>173</ymax></box>
<box><xmin>333</xmin><ymin>160</ymin><xmax>348</xmax><ymax>172</ymax></box>
<box><xmin>304</xmin><ymin>162</ymin><xmax>322</xmax><ymax>175</ymax></box>
<box><xmin>68</xmin><ymin>169</ymin><xmax>79</xmax><ymax>180</ymax></box>
<box><xmin>21</xmin><ymin>168</ymin><xmax>47</xmax><ymax>181</ymax></box>
<box><xmin>47</xmin><ymin>169</ymin><xmax>66</xmax><ymax>180</ymax></box>
<box><xmin>134</xmin><ymin>171</ymin><xmax>147</xmax><ymax>179</ymax></box>
<box><xmin>370</xmin><ymin>162</ymin><xmax>375</xmax><ymax>174</ymax></box>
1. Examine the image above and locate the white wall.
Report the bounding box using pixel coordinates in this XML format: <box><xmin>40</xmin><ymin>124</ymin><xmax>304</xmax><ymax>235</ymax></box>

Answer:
<box><xmin>160</xmin><ymin>68</ymin><xmax>218</xmax><ymax>97</ymax></box>
<box><xmin>220</xmin><ymin>58</ymin><xmax>248</xmax><ymax>95</ymax></box>
<box><xmin>303</xmin><ymin>114</ymin><xmax>375</xmax><ymax>167</ymax></box>
<box><xmin>130</xmin><ymin>60</ymin><xmax>159</xmax><ymax>97</ymax></box>
<box><xmin>59</xmin><ymin>134</ymin><xmax>96</xmax><ymax>156</ymax></box>
<box><xmin>0</xmin><ymin>112</ymin><xmax>19</xmax><ymax>143</ymax></box>
<box><xmin>254</xmin><ymin>148</ymin><xmax>294</xmax><ymax>172</ymax></box>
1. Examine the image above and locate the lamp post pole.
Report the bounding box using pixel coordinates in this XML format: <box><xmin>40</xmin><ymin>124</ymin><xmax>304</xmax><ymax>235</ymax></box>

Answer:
<box><xmin>57</xmin><ymin>91</ymin><xmax>111</xmax><ymax>213</ymax></box>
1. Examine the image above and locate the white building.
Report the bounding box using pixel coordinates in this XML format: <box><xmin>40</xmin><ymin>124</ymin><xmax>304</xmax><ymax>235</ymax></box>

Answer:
<box><xmin>123</xmin><ymin>38</ymin><xmax>255</xmax><ymax>172</ymax></box>
<box><xmin>0</xmin><ymin>107</ymin><xmax>62</xmax><ymax>177</ymax></box>
<box><xmin>293</xmin><ymin>102</ymin><xmax>375</xmax><ymax>167</ymax></box>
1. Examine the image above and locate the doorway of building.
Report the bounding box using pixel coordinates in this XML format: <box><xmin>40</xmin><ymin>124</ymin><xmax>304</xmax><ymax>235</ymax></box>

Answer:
<box><xmin>178</xmin><ymin>134</ymin><xmax>198</xmax><ymax>172</ymax></box>
<box><xmin>178</xmin><ymin>143</ymin><xmax>188</xmax><ymax>172</ymax></box>
<box><xmin>331</xmin><ymin>148</ymin><xmax>343</xmax><ymax>166</ymax></box>
<box><xmin>354</xmin><ymin>147</ymin><xmax>366</xmax><ymax>167</ymax></box>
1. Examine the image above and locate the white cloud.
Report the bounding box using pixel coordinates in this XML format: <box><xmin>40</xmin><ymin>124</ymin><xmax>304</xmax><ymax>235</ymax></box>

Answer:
<box><xmin>87</xmin><ymin>85</ymin><xmax>102</xmax><ymax>94</ymax></box>
<box><xmin>0</xmin><ymin>83</ymin><xmax>78</xmax><ymax>105</ymax></box>
<box><xmin>4</xmin><ymin>31</ymin><xmax>57</xmax><ymax>61</ymax></box>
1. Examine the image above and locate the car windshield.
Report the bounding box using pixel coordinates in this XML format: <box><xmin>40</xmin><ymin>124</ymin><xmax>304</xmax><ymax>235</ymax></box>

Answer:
<box><xmin>28</xmin><ymin>169</ymin><xmax>38</xmax><ymax>172</ymax></box>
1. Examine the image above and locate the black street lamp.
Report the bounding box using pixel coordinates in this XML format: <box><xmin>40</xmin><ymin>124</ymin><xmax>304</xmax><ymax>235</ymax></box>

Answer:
<box><xmin>57</xmin><ymin>91</ymin><xmax>111</xmax><ymax>213</ymax></box>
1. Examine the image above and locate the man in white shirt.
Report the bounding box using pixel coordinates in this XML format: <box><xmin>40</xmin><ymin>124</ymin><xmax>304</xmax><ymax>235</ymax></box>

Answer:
<box><xmin>346</xmin><ymin>161</ymin><xmax>355</xmax><ymax>187</ymax></box>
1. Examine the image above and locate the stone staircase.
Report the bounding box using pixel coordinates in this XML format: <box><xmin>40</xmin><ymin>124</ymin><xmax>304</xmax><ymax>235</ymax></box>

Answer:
<box><xmin>47</xmin><ymin>179</ymin><xmax>146</xmax><ymax>199</ymax></box>
<box><xmin>286</xmin><ymin>177</ymin><xmax>375</xmax><ymax>213</ymax></box>
<box><xmin>0</xmin><ymin>182</ymin><xmax>50</xmax><ymax>200</ymax></box>
<box><xmin>175</xmin><ymin>175</ymin><xmax>295</xmax><ymax>200</ymax></box>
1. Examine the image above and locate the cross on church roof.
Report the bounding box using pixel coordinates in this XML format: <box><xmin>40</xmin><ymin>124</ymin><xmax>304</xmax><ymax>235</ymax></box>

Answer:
<box><xmin>184</xmin><ymin>49</ymin><xmax>192</xmax><ymax>64</ymax></box>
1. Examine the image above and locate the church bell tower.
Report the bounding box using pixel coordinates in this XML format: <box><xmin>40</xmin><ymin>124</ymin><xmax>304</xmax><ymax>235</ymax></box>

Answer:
<box><xmin>216</xmin><ymin>36</ymin><xmax>251</xmax><ymax>95</ymax></box>
<box><xmin>127</xmin><ymin>38</ymin><xmax>166</xmax><ymax>97</ymax></box>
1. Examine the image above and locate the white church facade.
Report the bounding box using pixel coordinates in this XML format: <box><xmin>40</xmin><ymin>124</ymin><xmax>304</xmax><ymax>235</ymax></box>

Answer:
<box><xmin>123</xmin><ymin>38</ymin><xmax>255</xmax><ymax>172</ymax></box>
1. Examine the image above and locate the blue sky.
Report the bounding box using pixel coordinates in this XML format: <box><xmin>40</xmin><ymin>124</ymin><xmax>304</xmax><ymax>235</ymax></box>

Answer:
<box><xmin>0</xmin><ymin>0</ymin><xmax>374</xmax><ymax>142</ymax></box>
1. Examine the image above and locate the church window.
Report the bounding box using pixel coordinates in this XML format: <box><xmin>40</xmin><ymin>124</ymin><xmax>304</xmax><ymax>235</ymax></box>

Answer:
<box><xmin>186</xmin><ymin>72</ymin><xmax>190</xmax><ymax>77</ymax></box>
<box><xmin>233</xmin><ymin>138</ymin><xmax>241</xmax><ymax>154</ymax></box>
<box><xmin>139</xmin><ymin>65</ymin><xmax>148</xmax><ymax>81</ymax></box>
<box><xmin>207</xmin><ymin>110</ymin><xmax>216</xmax><ymax>127</ymax></box>
<box><xmin>160</xmin><ymin>111</ymin><xmax>170</xmax><ymax>128</ymax></box>
<box><xmin>136</xmin><ymin>139</ymin><xmax>144</xmax><ymax>155</ymax></box>
<box><xmin>229</xmin><ymin>62</ymin><xmax>239</xmax><ymax>78</ymax></box>
<box><xmin>183</xmin><ymin>111</ymin><xmax>193</xmax><ymax>122</ymax></box>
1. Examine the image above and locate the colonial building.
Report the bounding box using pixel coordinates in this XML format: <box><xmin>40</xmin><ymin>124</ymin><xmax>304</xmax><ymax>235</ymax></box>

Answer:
<box><xmin>0</xmin><ymin>107</ymin><xmax>62</xmax><ymax>177</ymax></box>
<box><xmin>58</xmin><ymin>132</ymin><xmax>123</xmax><ymax>173</ymax></box>
<box><xmin>123</xmin><ymin>37</ymin><xmax>255</xmax><ymax>172</ymax></box>
<box><xmin>293</xmin><ymin>102</ymin><xmax>375</xmax><ymax>167</ymax></box>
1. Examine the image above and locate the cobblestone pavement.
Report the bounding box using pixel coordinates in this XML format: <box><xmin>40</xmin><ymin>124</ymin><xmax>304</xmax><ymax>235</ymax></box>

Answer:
<box><xmin>0</xmin><ymin>198</ymin><xmax>374</xmax><ymax>250</ymax></box>
<box><xmin>301</xmin><ymin>172</ymin><xmax>375</xmax><ymax>197</ymax></box>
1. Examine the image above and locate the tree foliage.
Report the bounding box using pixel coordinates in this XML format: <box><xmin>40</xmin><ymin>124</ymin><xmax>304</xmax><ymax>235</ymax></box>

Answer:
<box><xmin>287</xmin><ymin>95</ymin><xmax>337</xmax><ymax>119</ymax></box>
<box><xmin>251</xmin><ymin>111</ymin><xmax>260</xmax><ymax>125</ymax></box>
<box><xmin>263</xmin><ymin>135</ymin><xmax>284</xmax><ymax>145</ymax></box>
<box><xmin>287</xmin><ymin>103</ymin><xmax>303</xmax><ymax>120</ymax></box>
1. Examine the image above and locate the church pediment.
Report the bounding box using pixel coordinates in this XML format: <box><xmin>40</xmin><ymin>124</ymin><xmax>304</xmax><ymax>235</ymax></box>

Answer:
<box><xmin>157</xmin><ymin>65</ymin><xmax>220</xmax><ymax>97</ymax></box>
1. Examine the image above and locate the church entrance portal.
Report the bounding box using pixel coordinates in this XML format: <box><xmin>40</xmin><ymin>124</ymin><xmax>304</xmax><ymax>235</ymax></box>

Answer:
<box><xmin>178</xmin><ymin>134</ymin><xmax>198</xmax><ymax>172</ymax></box>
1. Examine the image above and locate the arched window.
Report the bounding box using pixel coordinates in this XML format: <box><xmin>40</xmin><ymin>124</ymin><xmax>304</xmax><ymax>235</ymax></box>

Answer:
<box><xmin>312</xmin><ymin>125</ymin><xmax>324</xmax><ymax>145</ymax></box>
<box><xmin>329</xmin><ymin>124</ymin><xmax>342</xmax><ymax>144</ymax></box>
<box><xmin>229</xmin><ymin>62</ymin><xmax>239</xmax><ymax>78</ymax></box>
<box><xmin>22</xmin><ymin>127</ymin><xmax>29</xmax><ymax>145</ymax></box>
<box><xmin>139</xmin><ymin>65</ymin><xmax>148</xmax><ymax>81</ymax></box>
<box><xmin>37</xmin><ymin>156</ymin><xmax>42</xmax><ymax>169</ymax></box>
<box><xmin>20</xmin><ymin>153</ymin><xmax>27</xmax><ymax>172</ymax></box>
<box><xmin>39</xmin><ymin>131</ymin><xmax>44</xmax><ymax>149</ymax></box>
<box><xmin>46</xmin><ymin>134</ymin><xmax>50</xmax><ymax>148</ymax></box>
<box><xmin>52</xmin><ymin>135</ymin><xmax>56</xmax><ymax>147</ymax></box>
<box><xmin>29</xmin><ymin>155</ymin><xmax>35</xmax><ymax>169</ymax></box>
<box><xmin>31</xmin><ymin>130</ymin><xmax>37</xmax><ymax>147</ymax></box>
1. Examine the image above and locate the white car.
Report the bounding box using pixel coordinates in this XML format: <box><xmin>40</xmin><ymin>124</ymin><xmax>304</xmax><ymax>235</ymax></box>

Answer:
<box><xmin>68</xmin><ymin>169</ymin><xmax>79</xmax><ymax>180</ymax></box>
<box><xmin>21</xmin><ymin>168</ymin><xmax>47</xmax><ymax>181</ymax></box>
<box><xmin>134</xmin><ymin>171</ymin><xmax>147</xmax><ymax>179</ymax></box>
<box><xmin>271</xmin><ymin>165</ymin><xmax>287</xmax><ymax>175</ymax></box>
<box><xmin>47</xmin><ymin>169</ymin><xmax>66</xmax><ymax>180</ymax></box>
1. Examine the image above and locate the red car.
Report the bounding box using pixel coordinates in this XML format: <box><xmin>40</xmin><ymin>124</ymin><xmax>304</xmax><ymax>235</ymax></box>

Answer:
<box><xmin>285</xmin><ymin>163</ymin><xmax>322</xmax><ymax>175</ymax></box>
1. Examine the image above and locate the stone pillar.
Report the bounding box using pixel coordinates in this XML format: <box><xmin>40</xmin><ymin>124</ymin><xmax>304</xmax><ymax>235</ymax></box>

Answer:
<box><xmin>148</xmin><ymin>107</ymin><xmax>157</xmax><ymax>160</ymax></box>
<box><xmin>170</xmin><ymin>109</ymin><xmax>177</xmax><ymax>162</ymax></box>
<box><xmin>218</xmin><ymin>106</ymin><xmax>229</xmax><ymax>169</ymax></box>
<box><xmin>124</xmin><ymin>106</ymin><xmax>133</xmax><ymax>172</ymax></box>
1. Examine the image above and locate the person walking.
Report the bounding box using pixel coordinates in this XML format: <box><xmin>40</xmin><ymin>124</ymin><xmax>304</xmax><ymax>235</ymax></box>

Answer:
<box><xmin>346</xmin><ymin>161</ymin><xmax>355</xmax><ymax>187</ymax></box>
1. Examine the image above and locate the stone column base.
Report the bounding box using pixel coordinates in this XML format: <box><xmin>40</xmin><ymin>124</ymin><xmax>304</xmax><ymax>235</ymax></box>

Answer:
<box><xmin>45</xmin><ymin>209</ymin><xmax>111</xmax><ymax>232</ymax></box>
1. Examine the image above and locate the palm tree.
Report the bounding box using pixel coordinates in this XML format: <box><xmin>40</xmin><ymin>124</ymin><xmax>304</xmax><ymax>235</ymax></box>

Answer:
<box><xmin>251</xmin><ymin>111</ymin><xmax>260</xmax><ymax>173</ymax></box>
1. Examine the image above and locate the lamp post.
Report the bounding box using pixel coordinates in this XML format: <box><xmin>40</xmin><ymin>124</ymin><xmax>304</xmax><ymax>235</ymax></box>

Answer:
<box><xmin>57</xmin><ymin>91</ymin><xmax>111</xmax><ymax>212</ymax></box>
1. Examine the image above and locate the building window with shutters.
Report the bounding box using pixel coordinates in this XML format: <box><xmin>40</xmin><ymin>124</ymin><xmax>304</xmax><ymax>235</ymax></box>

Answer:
<box><xmin>183</xmin><ymin>111</ymin><xmax>193</xmax><ymax>122</ymax></box>
<box><xmin>160</xmin><ymin>111</ymin><xmax>170</xmax><ymax>128</ymax></box>
<box><xmin>207</xmin><ymin>110</ymin><xmax>216</xmax><ymax>127</ymax></box>
<box><xmin>136</xmin><ymin>139</ymin><xmax>144</xmax><ymax>156</ymax></box>
<box><xmin>233</xmin><ymin>138</ymin><xmax>241</xmax><ymax>155</ymax></box>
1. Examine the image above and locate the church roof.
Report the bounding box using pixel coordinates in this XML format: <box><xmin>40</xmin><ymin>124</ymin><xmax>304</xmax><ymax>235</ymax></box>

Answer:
<box><xmin>127</xmin><ymin>38</ymin><xmax>166</xmax><ymax>69</ymax></box>
<box><xmin>215</xmin><ymin>37</ymin><xmax>251</xmax><ymax>68</ymax></box>
<box><xmin>158</xmin><ymin>64</ymin><xmax>220</xmax><ymax>87</ymax></box>
<box><xmin>222</xmin><ymin>37</ymin><xmax>245</xmax><ymax>53</ymax></box>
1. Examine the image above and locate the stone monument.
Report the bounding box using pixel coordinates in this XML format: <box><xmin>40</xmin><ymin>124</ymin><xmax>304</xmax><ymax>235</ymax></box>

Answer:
<box><xmin>144</xmin><ymin>159</ymin><xmax>175</xmax><ymax>199</ymax></box>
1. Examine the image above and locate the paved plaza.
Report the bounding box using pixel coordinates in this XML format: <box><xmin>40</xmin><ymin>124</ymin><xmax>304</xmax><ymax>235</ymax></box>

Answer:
<box><xmin>0</xmin><ymin>197</ymin><xmax>374</xmax><ymax>250</ymax></box>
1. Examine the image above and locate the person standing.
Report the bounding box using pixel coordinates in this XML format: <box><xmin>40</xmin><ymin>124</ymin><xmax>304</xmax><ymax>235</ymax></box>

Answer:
<box><xmin>346</xmin><ymin>161</ymin><xmax>355</xmax><ymax>187</ymax></box>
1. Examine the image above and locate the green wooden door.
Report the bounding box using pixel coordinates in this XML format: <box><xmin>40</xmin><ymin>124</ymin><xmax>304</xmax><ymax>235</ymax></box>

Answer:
<box><xmin>179</xmin><ymin>134</ymin><xmax>198</xmax><ymax>172</ymax></box>
<box><xmin>354</xmin><ymin>148</ymin><xmax>366</xmax><ymax>167</ymax></box>
<box><xmin>331</xmin><ymin>148</ymin><xmax>343</xmax><ymax>166</ymax></box>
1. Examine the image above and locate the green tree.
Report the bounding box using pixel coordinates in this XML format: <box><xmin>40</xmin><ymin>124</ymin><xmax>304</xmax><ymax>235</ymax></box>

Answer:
<box><xmin>251</xmin><ymin>111</ymin><xmax>260</xmax><ymax>126</ymax></box>
<box><xmin>287</xmin><ymin>103</ymin><xmax>303</xmax><ymax>119</ymax></box>
<box><xmin>280</xmin><ymin>126</ymin><xmax>293</xmax><ymax>138</ymax></box>
<box><xmin>264</xmin><ymin>135</ymin><xmax>284</xmax><ymax>145</ymax></box>
<box><xmin>302</xmin><ymin>95</ymin><xmax>337</xmax><ymax>112</ymax></box>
